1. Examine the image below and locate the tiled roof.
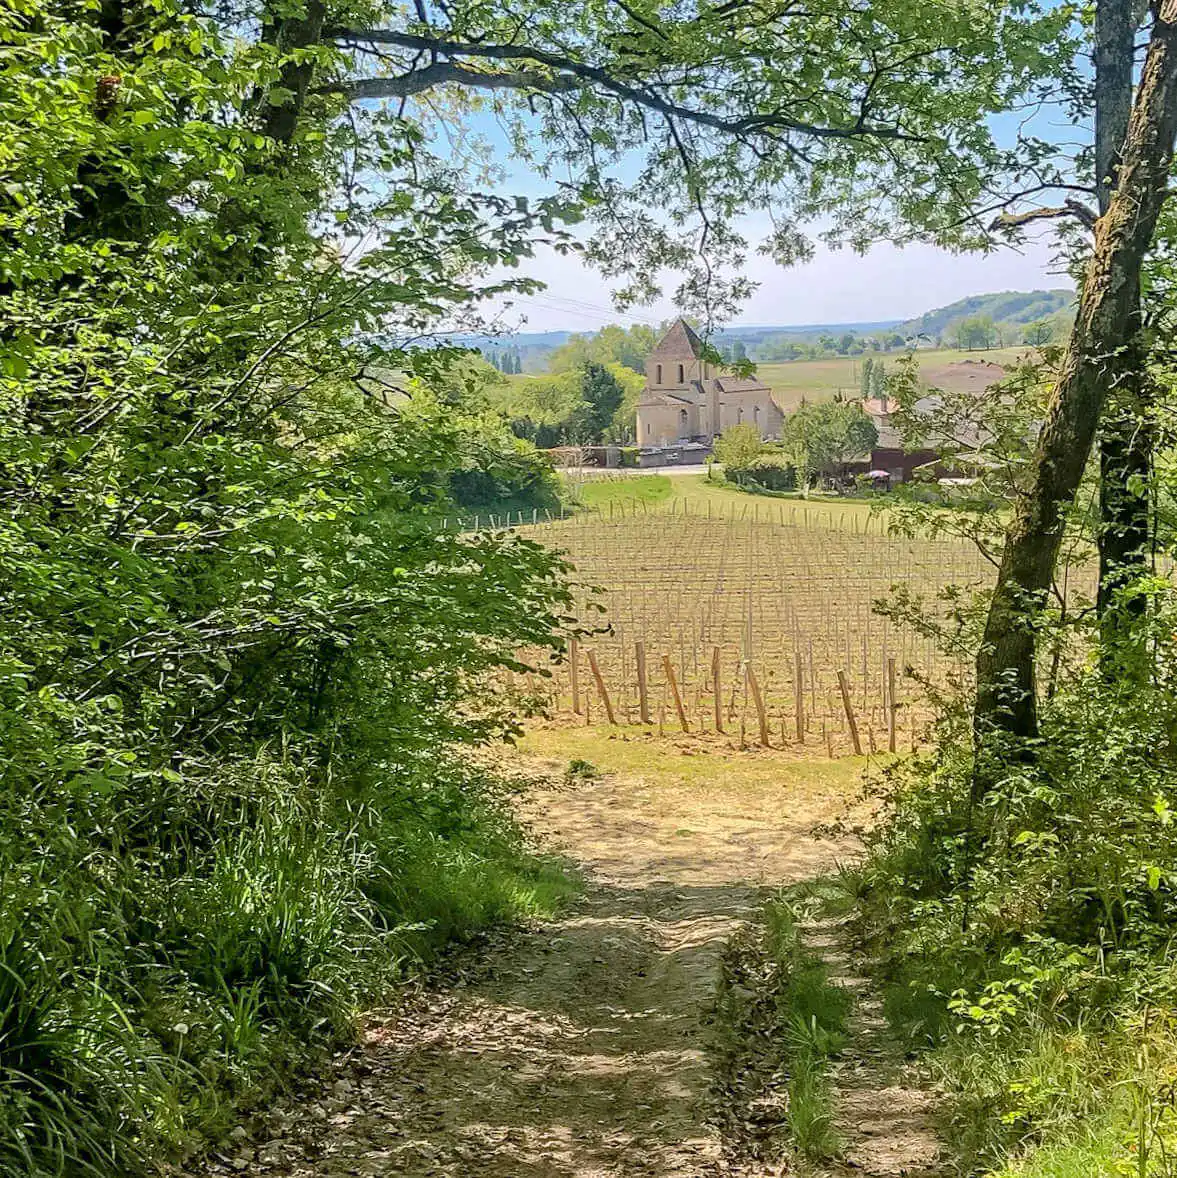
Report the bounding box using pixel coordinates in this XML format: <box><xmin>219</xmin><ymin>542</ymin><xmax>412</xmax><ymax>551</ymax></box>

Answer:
<box><xmin>714</xmin><ymin>376</ymin><xmax>771</xmax><ymax>393</ymax></box>
<box><xmin>649</xmin><ymin>318</ymin><xmax>704</xmax><ymax>360</ymax></box>
<box><xmin>638</xmin><ymin>391</ymin><xmax>695</xmax><ymax>406</ymax></box>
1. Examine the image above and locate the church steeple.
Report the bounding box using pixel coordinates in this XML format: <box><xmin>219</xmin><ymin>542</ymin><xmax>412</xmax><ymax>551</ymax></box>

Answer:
<box><xmin>647</xmin><ymin>318</ymin><xmax>707</xmax><ymax>388</ymax></box>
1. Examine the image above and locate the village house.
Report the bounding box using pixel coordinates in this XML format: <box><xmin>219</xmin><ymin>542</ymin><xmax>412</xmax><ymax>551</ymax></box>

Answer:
<box><xmin>636</xmin><ymin>320</ymin><xmax>785</xmax><ymax>446</ymax></box>
<box><xmin>858</xmin><ymin>386</ymin><xmax>996</xmax><ymax>483</ymax></box>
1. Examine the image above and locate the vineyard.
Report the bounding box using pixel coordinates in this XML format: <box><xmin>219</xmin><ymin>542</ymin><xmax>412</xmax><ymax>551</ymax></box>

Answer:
<box><xmin>513</xmin><ymin>498</ymin><xmax>998</xmax><ymax>755</ymax></box>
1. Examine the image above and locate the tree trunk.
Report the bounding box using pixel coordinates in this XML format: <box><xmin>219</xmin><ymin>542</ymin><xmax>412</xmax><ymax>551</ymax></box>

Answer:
<box><xmin>1095</xmin><ymin>0</ymin><xmax>1154</xmax><ymax>656</ymax></box>
<box><xmin>257</xmin><ymin>0</ymin><xmax>327</xmax><ymax>148</ymax></box>
<box><xmin>974</xmin><ymin>0</ymin><xmax>1177</xmax><ymax>758</ymax></box>
<box><xmin>1097</xmin><ymin>293</ymin><xmax>1151</xmax><ymax>650</ymax></box>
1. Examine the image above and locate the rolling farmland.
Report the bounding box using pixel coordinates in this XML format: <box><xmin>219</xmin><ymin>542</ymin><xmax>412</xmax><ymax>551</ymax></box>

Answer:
<box><xmin>755</xmin><ymin>347</ymin><xmax>1027</xmax><ymax>408</ymax></box>
<box><xmin>515</xmin><ymin>497</ymin><xmax>996</xmax><ymax>755</ymax></box>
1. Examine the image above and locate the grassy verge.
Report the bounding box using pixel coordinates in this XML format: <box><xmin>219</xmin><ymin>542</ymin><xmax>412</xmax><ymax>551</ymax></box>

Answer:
<box><xmin>767</xmin><ymin>899</ymin><xmax>850</xmax><ymax>1160</ymax></box>
<box><xmin>560</xmin><ymin>471</ymin><xmax>879</xmax><ymax>525</ymax></box>
<box><xmin>515</xmin><ymin>723</ymin><xmax>871</xmax><ymax>794</ymax></box>
<box><xmin>847</xmin><ymin>676</ymin><xmax>1177</xmax><ymax>1177</ymax></box>
<box><xmin>573</xmin><ymin>473</ymin><xmax>674</xmax><ymax>509</ymax></box>
<box><xmin>712</xmin><ymin>893</ymin><xmax>850</xmax><ymax>1168</ymax></box>
<box><xmin>866</xmin><ymin>953</ymin><xmax>1177</xmax><ymax>1178</ymax></box>
<box><xmin>0</xmin><ymin>755</ymin><xmax>575</xmax><ymax>1176</ymax></box>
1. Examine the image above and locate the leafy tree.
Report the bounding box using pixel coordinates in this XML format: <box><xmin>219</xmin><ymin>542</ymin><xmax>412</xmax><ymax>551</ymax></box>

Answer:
<box><xmin>549</xmin><ymin>324</ymin><xmax>657</xmax><ymax>375</ymax></box>
<box><xmin>860</xmin><ymin>357</ymin><xmax>875</xmax><ymax>398</ymax></box>
<box><xmin>955</xmin><ymin>314</ymin><xmax>997</xmax><ymax>350</ymax></box>
<box><xmin>975</xmin><ymin>2</ymin><xmax>1177</xmax><ymax>751</ymax></box>
<box><xmin>713</xmin><ymin>423</ymin><xmax>766</xmax><ymax>474</ymax></box>
<box><xmin>571</xmin><ymin>363</ymin><xmax>626</xmax><ymax>442</ymax></box>
<box><xmin>313</xmin><ymin>1</ymin><xmax>1074</xmax><ymax>319</ymax></box>
<box><xmin>1023</xmin><ymin>318</ymin><xmax>1055</xmax><ymax>346</ymax></box>
<box><xmin>0</xmin><ymin>0</ymin><xmax>581</xmax><ymax>1164</ymax></box>
<box><xmin>603</xmin><ymin>362</ymin><xmax>645</xmax><ymax>443</ymax></box>
<box><xmin>782</xmin><ymin>401</ymin><xmax>879</xmax><ymax>488</ymax></box>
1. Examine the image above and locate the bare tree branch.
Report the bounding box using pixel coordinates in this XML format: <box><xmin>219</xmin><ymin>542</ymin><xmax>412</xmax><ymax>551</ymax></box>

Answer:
<box><xmin>988</xmin><ymin>197</ymin><xmax>1099</xmax><ymax>232</ymax></box>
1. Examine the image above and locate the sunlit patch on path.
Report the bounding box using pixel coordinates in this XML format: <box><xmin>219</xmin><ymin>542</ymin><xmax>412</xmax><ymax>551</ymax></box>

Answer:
<box><xmin>195</xmin><ymin>736</ymin><xmax>937</xmax><ymax>1177</ymax></box>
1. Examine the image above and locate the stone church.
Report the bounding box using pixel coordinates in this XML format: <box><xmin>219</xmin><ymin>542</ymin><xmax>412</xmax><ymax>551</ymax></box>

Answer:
<box><xmin>636</xmin><ymin>319</ymin><xmax>784</xmax><ymax>447</ymax></box>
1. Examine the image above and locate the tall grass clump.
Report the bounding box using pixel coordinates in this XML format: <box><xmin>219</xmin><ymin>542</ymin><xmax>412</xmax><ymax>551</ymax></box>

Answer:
<box><xmin>1</xmin><ymin>739</ymin><xmax>575</xmax><ymax>1175</ymax></box>
<box><xmin>713</xmin><ymin>894</ymin><xmax>849</xmax><ymax>1165</ymax></box>
<box><xmin>853</xmin><ymin>594</ymin><xmax>1177</xmax><ymax>1175</ymax></box>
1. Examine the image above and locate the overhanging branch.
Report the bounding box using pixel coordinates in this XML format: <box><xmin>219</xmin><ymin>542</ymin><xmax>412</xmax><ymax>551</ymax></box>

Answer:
<box><xmin>988</xmin><ymin>196</ymin><xmax>1099</xmax><ymax>232</ymax></box>
<box><xmin>329</xmin><ymin>27</ymin><xmax>928</xmax><ymax>143</ymax></box>
<box><xmin>330</xmin><ymin>62</ymin><xmax>580</xmax><ymax>99</ymax></box>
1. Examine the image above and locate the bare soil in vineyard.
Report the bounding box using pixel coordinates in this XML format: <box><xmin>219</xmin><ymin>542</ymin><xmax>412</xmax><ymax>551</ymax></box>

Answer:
<box><xmin>520</xmin><ymin>507</ymin><xmax>990</xmax><ymax>753</ymax></box>
<box><xmin>199</xmin><ymin>734</ymin><xmax>942</xmax><ymax>1178</ymax></box>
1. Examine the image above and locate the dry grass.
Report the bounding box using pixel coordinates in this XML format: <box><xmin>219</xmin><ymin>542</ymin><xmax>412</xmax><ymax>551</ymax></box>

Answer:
<box><xmin>755</xmin><ymin>346</ymin><xmax>1027</xmax><ymax>406</ymax></box>
<box><xmin>507</xmin><ymin>724</ymin><xmax>872</xmax><ymax>886</ymax></box>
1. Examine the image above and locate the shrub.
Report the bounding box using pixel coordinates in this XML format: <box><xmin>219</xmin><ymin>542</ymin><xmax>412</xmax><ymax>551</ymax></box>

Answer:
<box><xmin>854</xmin><ymin>592</ymin><xmax>1177</xmax><ymax>1173</ymax></box>
<box><xmin>744</xmin><ymin>454</ymin><xmax>797</xmax><ymax>491</ymax></box>
<box><xmin>713</xmin><ymin>423</ymin><xmax>766</xmax><ymax>472</ymax></box>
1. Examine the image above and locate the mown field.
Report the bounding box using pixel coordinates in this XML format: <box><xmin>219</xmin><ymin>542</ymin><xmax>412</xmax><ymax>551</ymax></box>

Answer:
<box><xmin>505</xmin><ymin>344</ymin><xmax>1025</xmax><ymax>416</ymax></box>
<box><xmin>755</xmin><ymin>345</ymin><xmax>1026</xmax><ymax>408</ymax></box>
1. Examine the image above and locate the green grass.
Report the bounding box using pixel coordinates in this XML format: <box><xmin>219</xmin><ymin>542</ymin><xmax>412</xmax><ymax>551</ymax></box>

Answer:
<box><xmin>862</xmin><ymin>919</ymin><xmax>1177</xmax><ymax>1177</ymax></box>
<box><xmin>711</xmin><ymin>901</ymin><xmax>850</xmax><ymax>1170</ymax></box>
<box><xmin>576</xmin><ymin>473</ymin><xmax>673</xmax><ymax>508</ymax></box>
<box><xmin>516</xmin><ymin>724</ymin><xmax>871</xmax><ymax>794</ymax></box>
<box><xmin>0</xmin><ymin>758</ymin><xmax>576</xmax><ymax>1176</ymax></box>
<box><xmin>763</xmin><ymin>897</ymin><xmax>851</xmax><ymax>1162</ymax></box>
<box><xmin>562</xmin><ymin>471</ymin><xmax>880</xmax><ymax>527</ymax></box>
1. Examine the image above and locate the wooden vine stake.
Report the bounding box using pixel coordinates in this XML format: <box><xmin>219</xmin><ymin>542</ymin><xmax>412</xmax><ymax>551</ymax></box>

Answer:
<box><xmin>711</xmin><ymin>646</ymin><xmax>724</xmax><ymax>733</ymax></box>
<box><xmin>746</xmin><ymin>666</ymin><xmax>770</xmax><ymax>747</ymax></box>
<box><xmin>662</xmin><ymin>655</ymin><xmax>690</xmax><ymax>732</ymax></box>
<box><xmin>886</xmin><ymin>656</ymin><xmax>898</xmax><ymax>754</ymax></box>
<box><xmin>587</xmin><ymin>650</ymin><xmax>617</xmax><ymax>725</ymax></box>
<box><xmin>569</xmin><ymin>638</ymin><xmax>581</xmax><ymax>715</ymax></box>
<box><xmin>636</xmin><ymin>640</ymin><xmax>651</xmax><ymax>724</ymax></box>
<box><xmin>794</xmin><ymin>651</ymin><xmax>805</xmax><ymax>742</ymax></box>
<box><xmin>837</xmin><ymin>669</ymin><xmax>863</xmax><ymax>756</ymax></box>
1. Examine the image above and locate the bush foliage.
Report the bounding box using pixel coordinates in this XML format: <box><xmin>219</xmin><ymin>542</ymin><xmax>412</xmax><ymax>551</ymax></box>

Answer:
<box><xmin>855</xmin><ymin>589</ymin><xmax>1177</xmax><ymax>1173</ymax></box>
<box><xmin>0</xmin><ymin>2</ymin><xmax>576</xmax><ymax>1172</ymax></box>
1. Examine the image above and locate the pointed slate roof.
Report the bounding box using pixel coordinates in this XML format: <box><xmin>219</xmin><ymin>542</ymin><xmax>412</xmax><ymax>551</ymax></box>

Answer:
<box><xmin>649</xmin><ymin>318</ymin><xmax>704</xmax><ymax>361</ymax></box>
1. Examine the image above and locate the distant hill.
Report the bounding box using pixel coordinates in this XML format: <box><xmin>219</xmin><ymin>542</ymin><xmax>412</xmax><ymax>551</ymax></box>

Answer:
<box><xmin>434</xmin><ymin>289</ymin><xmax>1075</xmax><ymax>370</ymax></box>
<box><xmin>898</xmin><ymin>289</ymin><xmax>1073</xmax><ymax>339</ymax></box>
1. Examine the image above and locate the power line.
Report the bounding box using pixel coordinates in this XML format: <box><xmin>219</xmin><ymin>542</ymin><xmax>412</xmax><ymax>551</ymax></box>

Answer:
<box><xmin>500</xmin><ymin>293</ymin><xmax>665</xmax><ymax>329</ymax></box>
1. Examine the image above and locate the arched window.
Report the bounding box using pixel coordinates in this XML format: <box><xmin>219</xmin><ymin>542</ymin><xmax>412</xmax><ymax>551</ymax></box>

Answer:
<box><xmin>646</xmin><ymin>422</ymin><xmax>651</xmax><ymax>436</ymax></box>
<box><xmin>737</xmin><ymin>407</ymin><xmax>743</xmax><ymax>423</ymax></box>
<box><xmin>753</xmin><ymin>405</ymin><xmax>760</xmax><ymax>422</ymax></box>
<box><xmin>678</xmin><ymin>363</ymin><xmax>685</xmax><ymax>383</ymax></box>
<box><xmin>655</xmin><ymin>364</ymin><xmax>662</xmax><ymax>384</ymax></box>
<box><xmin>679</xmin><ymin>408</ymin><xmax>688</xmax><ymax>432</ymax></box>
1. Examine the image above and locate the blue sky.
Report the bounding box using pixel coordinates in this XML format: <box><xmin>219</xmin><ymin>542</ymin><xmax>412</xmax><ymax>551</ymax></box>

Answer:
<box><xmin>445</xmin><ymin>24</ymin><xmax>1083</xmax><ymax>335</ymax></box>
<box><xmin>495</xmin><ymin>228</ymin><xmax>1071</xmax><ymax>332</ymax></box>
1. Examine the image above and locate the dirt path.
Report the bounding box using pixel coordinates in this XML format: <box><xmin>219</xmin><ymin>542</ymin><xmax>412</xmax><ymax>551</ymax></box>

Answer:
<box><xmin>802</xmin><ymin>920</ymin><xmax>943</xmax><ymax>1178</ymax></box>
<box><xmin>199</xmin><ymin>740</ymin><xmax>938</xmax><ymax>1178</ymax></box>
